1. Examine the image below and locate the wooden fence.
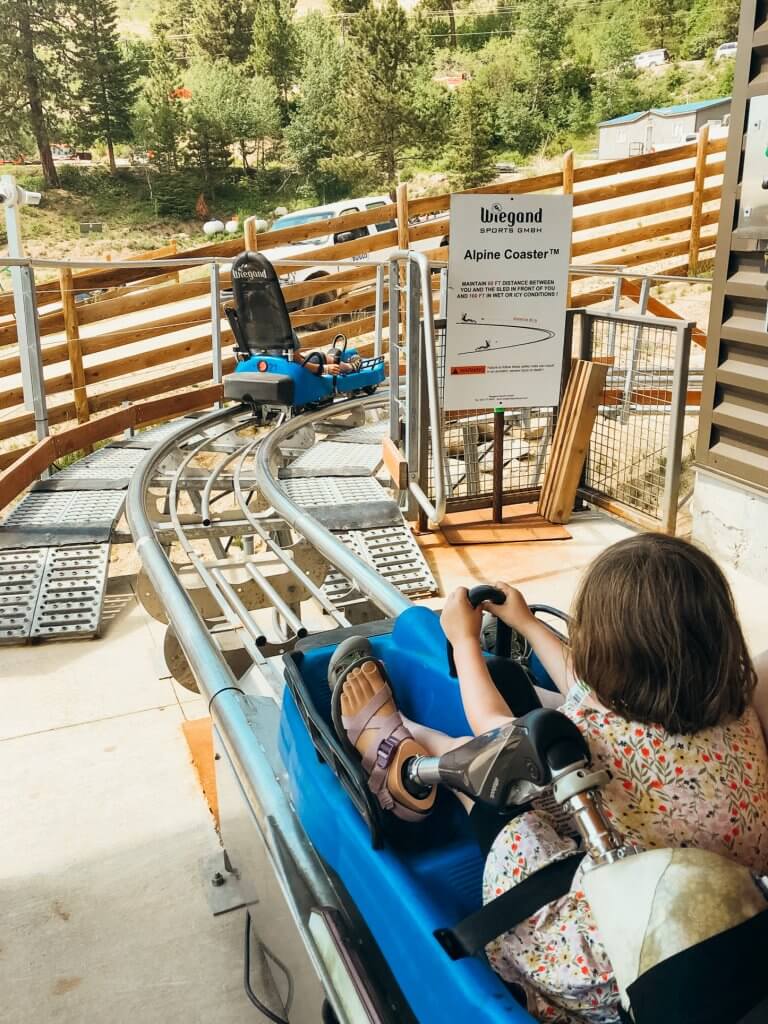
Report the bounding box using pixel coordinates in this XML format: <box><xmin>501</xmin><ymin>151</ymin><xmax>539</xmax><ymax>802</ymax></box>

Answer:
<box><xmin>0</xmin><ymin>135</ymin><xmax>726</xmax><ymax>470</ymax></box>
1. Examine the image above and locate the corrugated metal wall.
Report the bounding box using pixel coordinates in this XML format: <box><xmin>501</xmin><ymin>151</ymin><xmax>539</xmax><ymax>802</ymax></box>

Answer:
<box><xmin>697</xmin><ymin>0</ymin><xmax>768</xmax><ymax>490</ymax></box>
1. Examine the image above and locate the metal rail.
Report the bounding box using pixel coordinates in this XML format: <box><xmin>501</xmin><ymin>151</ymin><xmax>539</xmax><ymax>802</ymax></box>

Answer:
<box><xmin>126</xmin><ymin>401</ymin><xmax>410</xmax><ymax>1023</ymax></box>
<box><xmin>255</xmin><ymin>393</ymin><xmax>410</xmax><ymax>619</ymax></box>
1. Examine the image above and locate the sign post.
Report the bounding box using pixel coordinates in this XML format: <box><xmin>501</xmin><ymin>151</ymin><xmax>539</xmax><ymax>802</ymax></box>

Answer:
<box><xmin>444</xmin><ymin>193</ymin><xmax>573</xmax><ymax>530</ymax></box>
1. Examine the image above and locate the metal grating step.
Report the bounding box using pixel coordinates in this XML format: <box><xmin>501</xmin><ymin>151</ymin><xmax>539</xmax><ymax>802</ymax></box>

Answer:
<box><xmin>0</xmin><ymin>490</ymin><xmax>125</xmax><ymax>549</ymax></box>
<box><xmin>324</xmin><ymin>525</ymin><xmax>438</xmax><ymax>605</ymax></box>
<box><xmin>0</xmin><ymin>548</ymin><xmax>48</xmax><ymax>643</ymax></box>
<box><xmin>30</xmin><ymin>545</ymin><xmax>110</xmax><ymax>640</ymax></box>
<box><xmin>120</xmin><ymin>418</ymin><xmax>198</xmax><ymax>448</ymax></box>
<box><xmin>33</xmin><ymin>446</ymin><xmax>147</xmax><ymax>490</ymax></box>
<box><xmin>279</xmin><ymin>476</ymin><xmax>400</xmax><ymax>529</ymax></box>
<box><xmin>331</xmin><ymin>422</ymin><xmax>389</xmax><ymax>445</ymax></box>
<box><xmin>280</xmin><ymin>441</ymin><xmax>383</xmax><ymax>479</ymax></box>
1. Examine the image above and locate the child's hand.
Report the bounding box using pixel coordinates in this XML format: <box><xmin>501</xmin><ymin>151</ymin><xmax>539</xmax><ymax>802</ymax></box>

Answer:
<box><xmin>482</xmin><ymin>582</ymin><xmax>536</xmax><ymax>635</ymax></box>
<box><xmin>440</xmin><ymin>587</ymin><xmax>484</xmax><ymax>647</ymax></box>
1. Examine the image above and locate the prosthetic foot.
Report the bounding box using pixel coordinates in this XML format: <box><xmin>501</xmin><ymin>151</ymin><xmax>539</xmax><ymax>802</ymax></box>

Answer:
<box><xmin>329</xmin><ymin>639</ymin><xmax>435</xmax><ymax>822</ymax></box>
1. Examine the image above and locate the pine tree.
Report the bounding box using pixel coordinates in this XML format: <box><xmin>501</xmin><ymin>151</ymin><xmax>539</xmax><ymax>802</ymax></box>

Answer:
<box><xmin>285</xmin><ymin>14</ymin><xmax>346</xmax><ymax>195</ymax></box>
<box><xmin>251</xmin><ymin>0</ymin><xmax>298</xmax><ymax>119</ymax></box>
<box><xmin>190</xmin><ymin>0</ymin><xmax>256</xmax><ymax>65</ymax></box>
<box><xmin>151</xmin><ymin>0</ymin><xmax>195</xmax><ymax>68</ymax></box>
<box><xmin>186</xmin><ymin>60</ymin><xmax>280</xmax><ymax>173</ymax></box>
<box><xmin>342</xmin><ymin>0</ymin><xmax>435</xmax><ymax>185</ymax></box>
<box><xmin>0</xmin><ymin>0</ymin><xmax>73</xmax><ymax>186</ymax></box>
<box><xmin>446</xmin><ymin>81</ymin><xmax>495</xmax><ymax>189</ymax></box>
<box><xmin>134</xmin><ymin>38</ymin><xmax>186</xmax><ymax>171</ymax></box>
<box><xmin>71</xmin><ymin>0</ymin><xmax>138</xmax><ymax>174</ymax></box>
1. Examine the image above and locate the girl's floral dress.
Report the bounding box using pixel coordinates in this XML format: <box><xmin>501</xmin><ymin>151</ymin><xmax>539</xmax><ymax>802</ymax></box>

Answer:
<box><xmin>483</xmin><ymin>681</ymin><xmax>768</xmax><ymax>1023</ymax></box>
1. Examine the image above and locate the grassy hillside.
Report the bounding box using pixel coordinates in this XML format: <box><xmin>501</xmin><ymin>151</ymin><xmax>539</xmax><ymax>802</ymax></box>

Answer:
<box><xmin>116</xmin><ymin>0</ymin><xmax>327</xmax><ymax>35</ymax></box>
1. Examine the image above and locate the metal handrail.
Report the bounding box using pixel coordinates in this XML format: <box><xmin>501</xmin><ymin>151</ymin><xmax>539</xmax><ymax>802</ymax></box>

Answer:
<box><xmin>255</xmin><ymin>393</ymin><xmax>411</xmax><ymax>619</ymax></box>
<box><xmin>0</xmin><ymin>253</ymin><xmax>715</xmax><ymax>285</ymax></box>
<box><xmin>387</xmin><ymin>250</ymin><xmax>447</xmax><ymax>525</ymax></box>
<box><xmin>125</xmin><ymin>406</ymin><xmax>395</xmax><ymax>1024</ymax></box>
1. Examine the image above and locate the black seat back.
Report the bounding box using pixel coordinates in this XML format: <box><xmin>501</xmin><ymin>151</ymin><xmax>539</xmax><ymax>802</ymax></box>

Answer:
<box><xmin>227</xmin><ymin>252</ymin><xmax>297</xmax><ymax>357</ymax></box>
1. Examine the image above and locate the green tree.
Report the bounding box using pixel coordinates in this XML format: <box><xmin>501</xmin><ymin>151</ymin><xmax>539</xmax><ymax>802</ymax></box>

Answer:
<box><xmin>483</xmin><ymin>0</ymin><xmax>590</xmax><ymax>155</ymax></box>
<box><xmin>134</xmin><ymin>38</ymin><xmax>186</xmax><ymax>170</ymax></box>
<box><xmin>285</xmin><ymin>15</ymin><xmax>346</xmax><ymax>197</ymax></box>
<box><xmin>251</xmin><ymin>0</ymin><xmax>298</xmax><ymax>117</ymax></box>
<box><xmin>342</xmin><ymin>0</ymin><xmax>436</xmax><ymax>185</ymax></box>
<box><xmin>638</xmin><ymin>0</ymin><xmax>689</xmax><ymax>54</ymax></box>
<box><xmin>0</xmin><ymin>0</ymin><xmax>73</xmax><ymax>186</ymax></box>
<box><xmin>683</xmin><ymin>0</ymin><xmax>740</xmax><ymax>59</ymax></box>
<box><xmin>445</xmin><ymin>81</ymin><xmax>495</xmax><ymax>188</ymax></box>
<box><xmin>186</xmin><ymin>60</ymin><xmax>280</xmax><ymax>173</ymax></box>
<box><xmin>151</xmin><ymin>0</ymin><xmax>195</xmax><ymax>67</ymax></box>
<box><xmin>71</xmin><ymin>0</ymin><xmax>138</xmax><ymax>174</ymax></box>
<box><xmin>590</xmin><ymin>6</ymin><xmax>643</xmax><ymax>122</ymax></box>
<box><xmin>190</xmin><ymin>0</ymin><xmax>256</xmax><ymax>65</ymax></box>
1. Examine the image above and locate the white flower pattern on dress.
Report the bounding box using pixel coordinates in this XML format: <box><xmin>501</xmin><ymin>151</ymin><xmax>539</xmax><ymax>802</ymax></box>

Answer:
<box><xmin>483</xmin><ymin>682</ymin><xmax>768</xmax><ymax>1023</ymax></box>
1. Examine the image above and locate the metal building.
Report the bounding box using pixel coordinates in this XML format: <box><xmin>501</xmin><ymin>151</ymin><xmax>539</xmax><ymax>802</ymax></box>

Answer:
<box><xmin>597</xmin><ymin>97</ymin><xmax>731</xmax><ymax>159</ymax></box>
<box><xmin>693</xmin><ymin>1</ymin><xmax>768</xmax><ymax>579</ymax></box>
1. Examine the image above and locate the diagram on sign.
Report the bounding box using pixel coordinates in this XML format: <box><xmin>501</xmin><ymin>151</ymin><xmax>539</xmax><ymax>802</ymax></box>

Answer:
<box><xmin>457</xmin><ymin>313</ymin><xmax>555</xmax><ymax>353</ymax></box>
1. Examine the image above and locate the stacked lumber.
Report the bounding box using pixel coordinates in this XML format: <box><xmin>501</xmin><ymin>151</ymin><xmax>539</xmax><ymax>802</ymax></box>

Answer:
<box><xmin>538</xmin><ymin>359</ymin><xmax>609</xmax><ymax>525</ymax></box>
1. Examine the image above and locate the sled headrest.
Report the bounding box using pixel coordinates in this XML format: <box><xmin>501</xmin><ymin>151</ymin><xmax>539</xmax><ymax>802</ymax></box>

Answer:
<box><xmin>228</xmin><ymin>252</ymin><xmax>297</xmax><ymax>355</ymax></box>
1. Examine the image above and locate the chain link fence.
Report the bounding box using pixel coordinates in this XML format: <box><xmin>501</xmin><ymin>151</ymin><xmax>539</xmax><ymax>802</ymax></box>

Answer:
<box><xmin>578</xmin><ymin>310</ymin><xmax>695</xmax><ymax>531</ymax></box>
<box><xmin>424</xmin><ymin>310</ymin><xmax>696</xmax><ymax>531</ymax></box>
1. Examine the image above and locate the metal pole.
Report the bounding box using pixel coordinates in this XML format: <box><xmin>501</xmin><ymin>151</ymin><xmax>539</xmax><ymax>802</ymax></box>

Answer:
<box><xmin>660</xmin><ymin>322</ymin><xmax>693</xmax><ymax>535</ymax></box>
<box><xmin>492</xmin><ymin>408</ymin><xmax>504</xmax><ymax>522</ymax></box>
<box><xmin>1</xmin><ymin>175</ymin><xmax>48</xmax><ymax>440</ymax></box>
<box><xmin>210</xmin><ymin>260</ymin><xmax>223</xmax><ymax>407</ymax></box>
<box><xmin>438</xmin><ymin>268</ymin><xmax>448</xmax><ymax>318</ymax></box>
<box><xmin>17</xmin><ymin>265</ymin><xmax>48</xmax><ymax>442</ymax></box>
<box><xmin>620</xmin><ymin>277</ymin><xmax>651</xmax><ymax>424</ymax></box>
<box><xmin>606</xmin><ymin>273</ymin><xmax>622</xmax><ymax>360</ymax></box>
<box><xmin>405</xmin><ymin>260</ymin><xmax>421</xmax><ymax>520</ymax></box>
<box><xmin>374</xmin><ymin>263</ymin><xmax>385</xmax><ymax>358</ymax></box>
<box><xmin>388</xmin><ymin>259</ymin><xmax>401</xmax><ymax>444</ymax></box>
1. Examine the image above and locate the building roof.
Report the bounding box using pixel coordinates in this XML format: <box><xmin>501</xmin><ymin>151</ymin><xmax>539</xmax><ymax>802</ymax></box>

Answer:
<box><xmin>598</xmin><ymin>96</ymin><xmax>730</xmax><ymax>128</ymax></box>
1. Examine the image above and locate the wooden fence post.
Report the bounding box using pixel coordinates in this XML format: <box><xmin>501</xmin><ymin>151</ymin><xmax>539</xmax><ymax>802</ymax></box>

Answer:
<box><xmin>688</xmin><ymin>123</ymin><xmax>710</xmax><ymax>276</ymax></box>
<box><xmin>563</xmin><ymin>149</ymin><xmax>574</xmax><ymax>305</ymax></box>
<box><xmin>244</xmin><ymin>216</ymin><xmax>260</xmax><ymax>252</ymax></box>
<box><xmin>59</xmin><ymin>267</ymin><xmax>90</xmax><ymax>428</ymax></box>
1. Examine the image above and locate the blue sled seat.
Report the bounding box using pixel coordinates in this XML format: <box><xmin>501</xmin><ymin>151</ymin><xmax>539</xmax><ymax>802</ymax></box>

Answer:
<box><xmin>279</xmin><ymin>606</ymin><xmax>536</xmax><ymax>1023</ymax></box>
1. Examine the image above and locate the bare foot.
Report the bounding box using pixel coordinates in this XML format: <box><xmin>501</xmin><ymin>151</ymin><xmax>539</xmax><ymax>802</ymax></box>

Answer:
<box><xmin>340</xmin><ymin>661</ymin><xmax>436</xmax><ymax>816</ymax></box>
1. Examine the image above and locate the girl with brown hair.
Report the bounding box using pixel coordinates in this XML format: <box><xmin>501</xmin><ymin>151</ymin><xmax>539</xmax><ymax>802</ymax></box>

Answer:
<box><xmin>336</xmin><ymin>534</ymin><xmax>768</xmax><ymax>1023</ymax></box>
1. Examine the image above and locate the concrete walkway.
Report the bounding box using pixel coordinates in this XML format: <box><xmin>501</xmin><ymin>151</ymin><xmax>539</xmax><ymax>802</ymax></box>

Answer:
<box><xmin>2</xmin><ymin>513</ymin><xmax>767</xmax><ymax>1024</ymax></box>
<box><xmin>0</xmin><ymin>572</ymin><xmax>256</xmax><ymax>1024</ymax></box>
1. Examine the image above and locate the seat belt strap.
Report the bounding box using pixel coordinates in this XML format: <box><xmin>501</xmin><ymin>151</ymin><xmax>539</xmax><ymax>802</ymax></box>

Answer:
<box><xmin>435</xmin><ymin>851</ymin><xmax>585</xmax><ymax>960</ymax></box>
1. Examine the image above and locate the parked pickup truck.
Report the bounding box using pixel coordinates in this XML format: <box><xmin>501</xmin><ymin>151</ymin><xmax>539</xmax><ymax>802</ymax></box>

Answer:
<box><xmin>261</xmin><ymin>195</ymin><xmax>447</xmax><ymax>319</ymax></box>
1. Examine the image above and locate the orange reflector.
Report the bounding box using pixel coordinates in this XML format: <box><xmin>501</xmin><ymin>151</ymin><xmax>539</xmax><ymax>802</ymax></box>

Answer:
<box><xmin>257</xmin><ymin>360</ymin><xmax>268</xmax><ymax>372</ymax></box>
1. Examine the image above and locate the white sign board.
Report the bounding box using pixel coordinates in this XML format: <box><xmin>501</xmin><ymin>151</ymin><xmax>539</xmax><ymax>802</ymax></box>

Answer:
<box><xmin>443</xmin><ymin>193</ymin><xmax>573</xmax><ymax>411</ymax></box>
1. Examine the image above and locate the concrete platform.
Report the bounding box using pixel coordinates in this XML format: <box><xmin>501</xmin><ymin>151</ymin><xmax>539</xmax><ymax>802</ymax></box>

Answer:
<box><xmin>2</xmin><ymin>512</ymin><xmax>767</xmax><ymax>1024</ymax></box>
<box><xmin>0</xmin><ymin>568</ymin><xmax>256</xmax><ymax>1024</ymax></box>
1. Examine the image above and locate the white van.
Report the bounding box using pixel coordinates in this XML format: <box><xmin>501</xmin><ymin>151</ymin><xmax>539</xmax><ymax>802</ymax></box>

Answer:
<box><xmin>715</xmin><ymin>41</ymin><xmax>737</xmax><ymax>61</ymax></box>
<box><xmin>633</xmin><ymin>49</ymin><xmax>669</xmax><ymax>69</ymax></box>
